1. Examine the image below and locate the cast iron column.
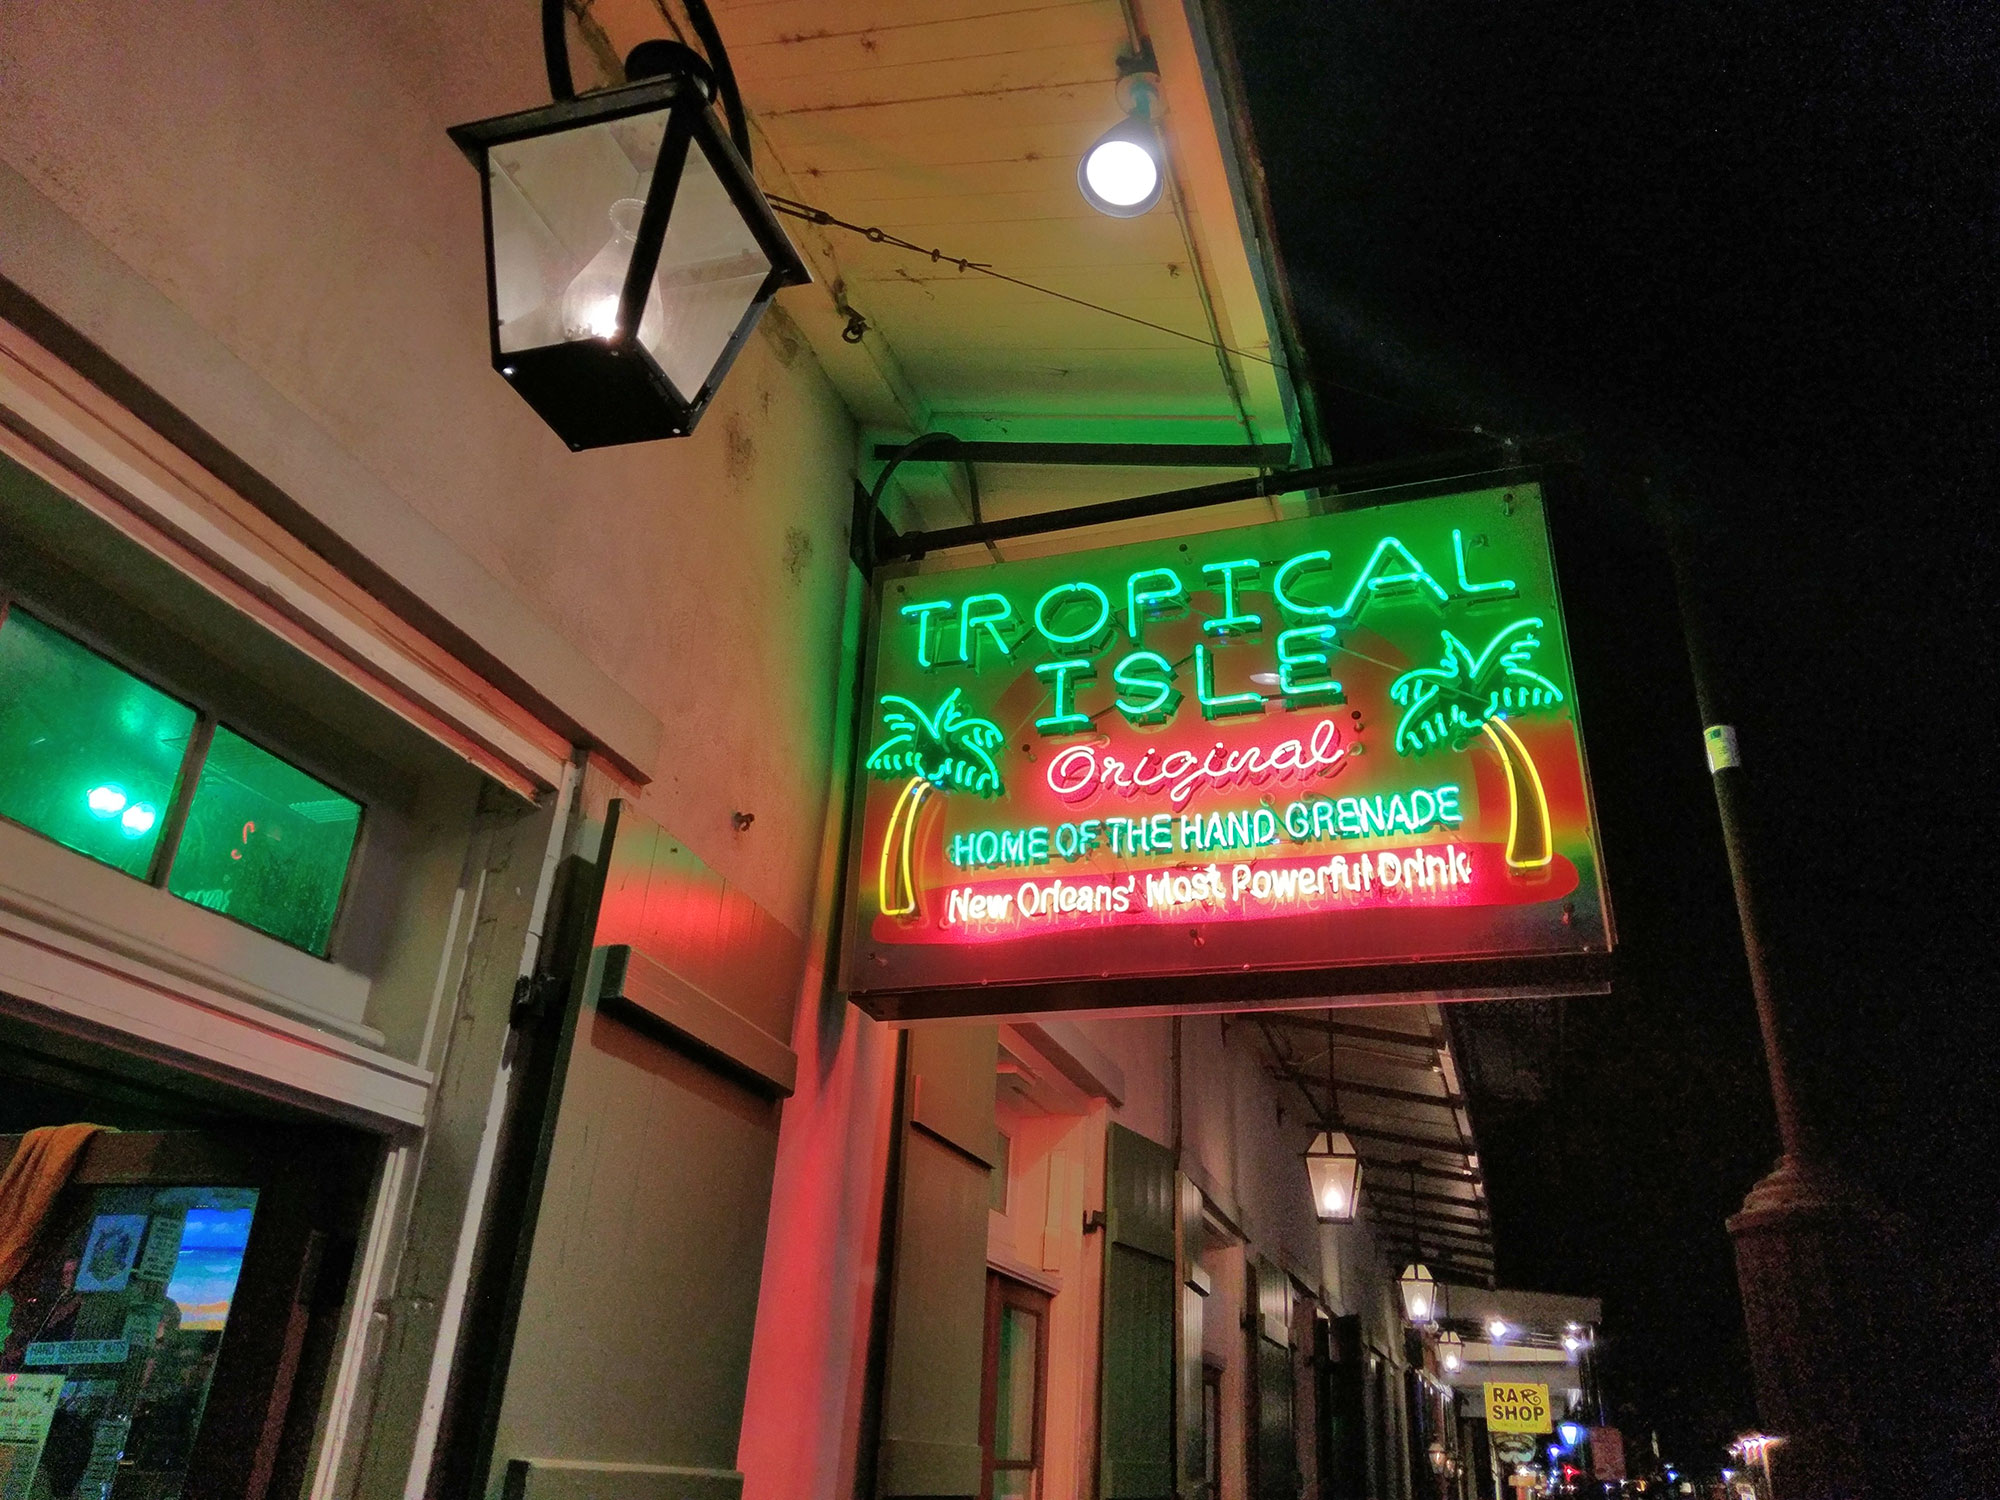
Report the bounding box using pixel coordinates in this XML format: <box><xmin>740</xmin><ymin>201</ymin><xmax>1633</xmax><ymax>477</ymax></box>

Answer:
<box><xmin>1659</xmin><ymin>486</ymin><xmax>1878</xmax><ymax>1499</ymax></box>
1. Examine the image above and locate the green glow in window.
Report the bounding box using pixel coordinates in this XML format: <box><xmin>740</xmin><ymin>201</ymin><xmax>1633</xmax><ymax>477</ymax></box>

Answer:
<box><xmin>167</xmin><ymin>727</ymin><xmax>359</xmax><ymax>955</ymax></box>
<box><xmin>0</xmin><ymin>607</ymin><xmax>196</xmax><ymax>878</ymax></box>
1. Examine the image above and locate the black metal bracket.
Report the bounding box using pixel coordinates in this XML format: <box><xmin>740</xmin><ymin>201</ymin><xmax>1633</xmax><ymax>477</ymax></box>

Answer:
<box><xmin>854</xmin><ymin>442</ymin><xmax>1520</xmax><ymax>572</ymax></box>
<box><xmin>867</xmin><ymin>439</ymin><xmax>1293</xmax><ymax>468</ymax></box>
<box><xmin>540</xmin><ymin>0</ymin><xmax>752</xmax><ymax>166</ymax></box>
<box><xmin>509</xmin><ymin>971</ymin><xmax>560</xmax><ymax>1027</ymax></box>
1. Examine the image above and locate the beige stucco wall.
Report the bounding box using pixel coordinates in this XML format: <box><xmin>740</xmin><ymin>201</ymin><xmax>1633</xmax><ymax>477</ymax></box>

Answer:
<box><xmin>0</xmin><ymin>0</ymin><xmax>858</xmax><ymax>939</ymax></box>
<box><xmin>2</xmin><ymin>7</ymin><xmax>861</xmax><ymax>1498</ymax></box>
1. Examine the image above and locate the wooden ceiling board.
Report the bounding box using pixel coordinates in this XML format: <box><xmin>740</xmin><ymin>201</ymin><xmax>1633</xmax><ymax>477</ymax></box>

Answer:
<box><xmin>819</xmin><ymin>186</ymin><xmax>1177</xmax><ymax>232</ymax></box>
<box><xmin>892</xmin><ymin>360</ymin><xmax>1248</xmax><ymax>411</ymax></box>
<box><xmin>785</xmin><ymin>158</ymin><xmax>1092</xmax><ymax>202</ymax></box>
<box><xmin>839</xmin><ymin>264</ymin><xmax>1201</xmax><ymax>304</ymax></box>
<box><xmin>770</xmin><ymin>119</ymin><xmax>1129</xmax><ymax>175</ymax></box>
<box><xmin>715</xmin><ymin>0</ymin><xmax>1107</xmax><ymax>50</ymax></box>
<box><xmin>677</xmin><ymin>0</ymin><xmax>1301</xmax><ymax>525</ymax></box>
<box><xmin>813</xmin><ymin>226</ymin><xmax>1195</xmax><ymax>278</ymax></box>
<box><xmin>842</xmin><ymin>281</ymin><xmax>1213</xmax><ymax>328</ymax></box>
<box><xmin>733</xmin><ymin>8</ymin><xmax>1128</xmax><ymax>84</ymax></box>
<box><xmin>910</xmin><ymin>410</ymin><xmax>1266</xmax><ymax>443</ymax></box>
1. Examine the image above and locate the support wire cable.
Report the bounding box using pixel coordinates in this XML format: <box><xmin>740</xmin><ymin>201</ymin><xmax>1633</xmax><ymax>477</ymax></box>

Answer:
<box><xmin>762</xmin><ymin>191</ymin><xmax>1488</xmax><ymax>437</ymax></box>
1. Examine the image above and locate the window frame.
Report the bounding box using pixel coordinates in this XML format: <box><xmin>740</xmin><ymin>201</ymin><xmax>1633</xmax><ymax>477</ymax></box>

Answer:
<box><xmin>979</xmin><ymin>1270</ymin><xmax>1051</xmax><ymax>1500</ymax></box>
<box><xmin>0</xmin><ymin>589</ymin><xmax>368</xmax><ymax>957</ymax></box>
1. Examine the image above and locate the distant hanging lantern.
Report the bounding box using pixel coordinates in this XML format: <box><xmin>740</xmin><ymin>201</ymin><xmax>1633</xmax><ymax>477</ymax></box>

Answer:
<box><xmin>1398</xmin><ymin>1262</ymin><xmax>1438</xmax><ymax>1325</ymax></box>
<box><xmin>448</xmin><ymin>53</ymin><xmax>809</xmax><ymax>450</ymax></box>
<box><xmin>1305</xmin><ymin>1130</ymin><xmax>1363</xmax><ymax>1223</ymax></box>
<box><xmin>1438</xmin><ymin>1330</ymin><xmax>1464</xmax><ymax>1373</ymax></box>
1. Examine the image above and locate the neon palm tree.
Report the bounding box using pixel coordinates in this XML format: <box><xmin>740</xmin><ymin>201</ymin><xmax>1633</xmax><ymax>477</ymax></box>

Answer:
<box><xmin>1388</xmin><ymin>617</ymin><xmax>1566</xmax><ymax>869</ymax></box>
<box><xmin>864</xmin><ymin>687</ymin><xmax>1006</xmax><ymax>916</ymax></box>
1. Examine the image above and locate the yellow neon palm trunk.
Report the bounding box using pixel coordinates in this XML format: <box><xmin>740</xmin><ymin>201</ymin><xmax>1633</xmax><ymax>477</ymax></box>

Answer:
<box><xmin>1480</xmin><ymin>718</ymin><xmax>1553</xmax><ymax>869</ymax></box>
<box><xmin>877</xmin><ymin>776</ymin><xmax>932</xmax><ymax>916</ymax></box>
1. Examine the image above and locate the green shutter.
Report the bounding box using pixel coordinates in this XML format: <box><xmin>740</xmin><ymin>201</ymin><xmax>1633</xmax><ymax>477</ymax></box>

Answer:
<box><xmin>1175</xmin><ymin>1175</ymin><xmax>1206</xmax><ymax>1499</ymax></box>
<box><xmin>1250</xmin><ymin>1258</ymin><xmax>1295</xmax><ymax>1500</ymax></box>
<box><xmin>1101</xmin><ymin>1124</ymin><xmax>1175</xmax><ymax>1500</ymax></box>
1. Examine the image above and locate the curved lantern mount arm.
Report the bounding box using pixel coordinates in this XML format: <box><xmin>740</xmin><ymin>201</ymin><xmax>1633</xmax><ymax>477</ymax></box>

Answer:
<box><xmin>539</xmin><ymin>0</ymin><xmax>753</xmax><ymax>166</ymax></box>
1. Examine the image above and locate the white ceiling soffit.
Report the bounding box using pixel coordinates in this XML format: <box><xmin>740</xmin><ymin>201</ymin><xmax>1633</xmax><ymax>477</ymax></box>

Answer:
<box><xmin>587</xmin><ymin>0</ymin><xmax>1302</xmax><ymax>544</ymax></box>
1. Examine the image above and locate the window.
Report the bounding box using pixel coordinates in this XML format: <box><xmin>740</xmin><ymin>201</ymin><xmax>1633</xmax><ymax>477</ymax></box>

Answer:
<box><xmin>0</xmin><ymin>607</ymin><xmax>196</xmax><ymax>880</ymax></box>
<box><xmin>0</xmin><ymin>602</ymin><xmax>361</xmax><ymax>955</ymax></box>
<box><xmin>980</xmin><ymin>1273</ymin><xmax>1049</xmax><ymax>1500</ymax></box>
<box><xmin>167</xmin><ymin>727</ymin><xmax>359</xmax><ymax>954</ymax></box>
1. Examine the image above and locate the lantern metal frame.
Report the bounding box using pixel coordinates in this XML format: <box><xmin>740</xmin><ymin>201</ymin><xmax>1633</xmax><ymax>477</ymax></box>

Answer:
<box><xmin>447</xmin><ymin>72</ymin><xmax>810</xmax><ymax>450</ymax></box>
<box><xmin>1305</xmin><ymin>1128</ymin><xmax>1364</xmax><ymax>1222</ymax></box>
<box><xmin>1395</xmin><ymin>1157</ymin><xmax>1438</xmax><ymax>1325</ymax></box>
<box><xmin>1437</xmin><ymin>1329</ymin><xmax>1465</xmax><ymax>1372</ymax></box>
<box><xmin>1398</xmin><ymin>1261</ymin><xmax>1438</xmax><ymax>1325</ymax></box>
<box><xmin>1305</xmin><ymin>1011</ymin><xmax>1364</xmax><ymax>1223</ymax></box>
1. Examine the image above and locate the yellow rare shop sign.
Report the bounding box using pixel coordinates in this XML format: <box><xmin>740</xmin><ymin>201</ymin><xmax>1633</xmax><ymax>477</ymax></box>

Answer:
<box><xmin>1484</xmin><ymin>1381</ymin><xmax>1552</xmax><ymax>1433</ymax></box>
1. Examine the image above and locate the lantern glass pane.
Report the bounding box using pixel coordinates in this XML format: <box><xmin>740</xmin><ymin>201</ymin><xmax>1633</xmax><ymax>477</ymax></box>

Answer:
<box><xmin>485</xmin><ymin>108</ymin><xmax>673</xmax><ymax>354</ymax></box>
<box><xmin>1306</xmin><ymin>1151</ymin><xmax>1360</xmax><ymax>1220</ymax></box>
<box><xmin>640</xmin><ymin>136</ymin><xmax>772</xmax><ymax>400</ymax></box>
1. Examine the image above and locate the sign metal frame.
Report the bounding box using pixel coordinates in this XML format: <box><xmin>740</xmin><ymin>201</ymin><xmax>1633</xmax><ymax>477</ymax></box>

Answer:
<box><xmin>840</xmin><ymin>472</ymin><xmax>1613</xmax><ymax>1022</ymax></box>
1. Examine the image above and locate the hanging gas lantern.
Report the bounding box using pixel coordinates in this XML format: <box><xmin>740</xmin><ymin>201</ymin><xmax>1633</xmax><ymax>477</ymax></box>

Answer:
<box><xmin>448</xmin><ymin>56</ymin><xmax>809</xmax><ymax>450</ymax></box>
<box><xmin>1305</xmin><ymin>1130</ymin><xmax>1363</xmax><ymax>1222</ymax></box>
<box><xmin>1399</xmin><ymin>1262</ymin><xmax>1438</xmax><ymax>1325</ymax></box>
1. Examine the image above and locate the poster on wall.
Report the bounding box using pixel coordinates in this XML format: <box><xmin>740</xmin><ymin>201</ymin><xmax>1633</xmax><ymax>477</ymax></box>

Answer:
<box><xmin>840</xmin><ymin>479</ymin><xmax>1612</xmax><ymax>1021</ymax></box>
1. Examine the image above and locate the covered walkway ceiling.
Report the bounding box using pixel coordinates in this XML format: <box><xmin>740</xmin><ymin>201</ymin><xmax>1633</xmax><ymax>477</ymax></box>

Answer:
<box><xmin>1252</xmin><ymin>1004</ymin><xmax>1497</xmax><ymax>1285</ymax></box>
<box><xmin>582</xmin><ymin>0</ymin><xmax>1305</xmax><ymax>545</ymax></box>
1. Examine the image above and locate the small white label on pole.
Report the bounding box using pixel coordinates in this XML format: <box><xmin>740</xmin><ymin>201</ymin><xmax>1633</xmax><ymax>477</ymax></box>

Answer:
<box><xmin>1703</xmin><ymin>724</ymin><xmax>1740</xmax><ymax>773</ymax></box>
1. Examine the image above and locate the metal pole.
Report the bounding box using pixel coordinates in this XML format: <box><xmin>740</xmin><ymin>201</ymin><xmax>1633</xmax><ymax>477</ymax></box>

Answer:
<box><xmin>1658</xmin><ymin>497</ymin><xmax>1812</xmax><ymax>1161</ymax></box>
<box><xmin>1655</xmin><ymin>479</ymin><xmax>1879</xmax><ymax>1498</ymax></box>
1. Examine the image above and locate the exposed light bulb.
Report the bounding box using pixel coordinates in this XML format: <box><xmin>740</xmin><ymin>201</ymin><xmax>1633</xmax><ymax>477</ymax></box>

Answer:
<box><xmin>1487</xmin><ymin>1317</ymin><xmax>1508</xmax><ymax>1339</ymax></box>
<box><xmin>1320</xmin><ymin>1183</ymin><xmax>1346</xmax><ymax>1215</ymax></box>
<box><xmin>1083</xmin><ymin>138</ymin><xmax>1158</xmax><ymax>208</ymax></box>
<box><xmin>1077</xmin><ymin>106</ymin><xmax>1164</xmax><ymax>218</ymax></box>
<box><xmin>577</xmin><ymin>297</ymin><xmax>621</xmax><ymax>339</ymax></box>
<box><xmin>561</xmin><ymin>198</ymin><xmax>663</xmax><ymax>348</ymax></box>
<box><xmin>119</xmin><ymin>802</ymin><xmax>157</xmax><ymax>836</ymax></box>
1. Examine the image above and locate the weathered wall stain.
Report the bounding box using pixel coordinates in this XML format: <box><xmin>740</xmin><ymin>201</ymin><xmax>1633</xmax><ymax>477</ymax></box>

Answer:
<box><xmin>782</xmin><ymin>526</ymin><xmax>813</xmax><ymax>586</ymax></box>
<box><xmin>725</xmin><ymin>411</ymin><xmax>757</xmax><ymax>483</ymax></box>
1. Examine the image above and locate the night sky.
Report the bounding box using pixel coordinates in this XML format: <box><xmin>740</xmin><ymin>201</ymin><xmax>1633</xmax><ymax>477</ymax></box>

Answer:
<box><xmin>1221</xmin><ymin>0</ymin><xmax>1998</xmax><ymax>1480</ymax></box>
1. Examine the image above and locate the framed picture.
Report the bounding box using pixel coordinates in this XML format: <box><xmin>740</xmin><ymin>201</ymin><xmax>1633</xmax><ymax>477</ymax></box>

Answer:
<box><xmin>73</xmin><ymin>1215</ymin><xmax>148</xmax><ymax>1293</ymax></box>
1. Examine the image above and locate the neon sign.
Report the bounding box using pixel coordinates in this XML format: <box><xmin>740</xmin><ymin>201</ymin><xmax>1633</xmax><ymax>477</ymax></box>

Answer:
<box><xmin>842</xmin><ymin>480</ymin><xmax>1612</xmax><ymax>1021</ymax></box>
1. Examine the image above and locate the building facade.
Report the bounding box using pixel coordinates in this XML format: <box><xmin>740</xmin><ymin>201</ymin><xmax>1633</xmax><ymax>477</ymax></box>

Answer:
<box><xmin>0</xmin><ymin>3</ymin><xmax>1598</xmax><ymax>1500</ymax></box>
